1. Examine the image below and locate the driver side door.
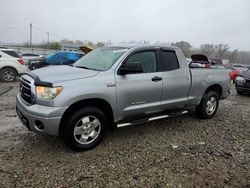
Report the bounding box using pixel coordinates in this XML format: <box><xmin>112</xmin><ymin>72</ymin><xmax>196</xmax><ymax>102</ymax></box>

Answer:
<box><xmin>115</xmin><ymin>50</ymin><xmax>163</xmax><ymax>121</ymax></box>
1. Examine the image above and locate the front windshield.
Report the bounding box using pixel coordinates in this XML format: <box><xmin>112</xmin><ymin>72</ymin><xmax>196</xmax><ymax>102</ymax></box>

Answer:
<box><xmin>74</xmin><ymin>47</ymin><xmax>128</xmax><ymax>71</ymax></box>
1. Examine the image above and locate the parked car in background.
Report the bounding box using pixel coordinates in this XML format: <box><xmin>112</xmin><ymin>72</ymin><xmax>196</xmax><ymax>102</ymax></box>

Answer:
<box><xmin>0</xmin><ymin>48</ymin><xmax>26</xmax><ymax>82</ymax></box>
<box><xmin>189</xmin><ymin>54</ymin><xmax>212</xmax><ymax>68</ymax></box>
<box><xmin>79</xmin><ymin>45</ymin><xmax>93</xmax><ymax>54</ymax></box>
<box><xmin>232</xmin><ymin>63</ymin><xmax>249</xmax><ymax>73</ymax></box>
<box><xmin>28</xmin><ymin>51</ymin><xmax>84</xmax><ymax>70</ymax></box>
<box><xmin>235</xmin><ymin>68</ymin><xmax>250</xmax><ymax>95</ymax></box>
<box><xmin>21</xmin><ymin>53</ymin><xmax>44</xmax><ymax>64</ymax></box>
<box><xmin>21</xmin><ymin>52</ymin><xmax>44</xmax><ymax>58</ymax></box>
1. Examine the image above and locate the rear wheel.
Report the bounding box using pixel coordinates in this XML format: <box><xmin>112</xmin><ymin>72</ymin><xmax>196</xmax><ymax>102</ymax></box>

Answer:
<box><xmin>196</xmin><ymin>91</ymin><xmax>219</xmax><ymax>119</ymax></box>
<box><xmin>62</xmin><ymin>107</ymin><xmax>108</xmax><ymax>151</ymax></box>
<box><xmin>0</xmin><ymin>67</ymin><xmax>17</xmax><ymax>82</ymax></box>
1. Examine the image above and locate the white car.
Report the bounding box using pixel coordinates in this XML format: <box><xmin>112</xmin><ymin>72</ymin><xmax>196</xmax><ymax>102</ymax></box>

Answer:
<box><xmin>0</xmin><ymin>48</ymin><xmax>27</xmax><ymax>82</ymax></box>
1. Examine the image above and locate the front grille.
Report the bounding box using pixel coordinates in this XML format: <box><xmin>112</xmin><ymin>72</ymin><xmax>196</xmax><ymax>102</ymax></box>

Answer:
<box><xmin>20</xmin><ymin>77</ymin><xmax>32</xmax><ymax>104</ymax></box>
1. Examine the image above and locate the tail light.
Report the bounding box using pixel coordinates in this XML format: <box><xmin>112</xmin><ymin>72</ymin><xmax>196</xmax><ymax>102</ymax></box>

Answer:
<box><xmin>229</xmin><ymin>70</ymin><xmax>240</xmax><ymax>80</ymax></box>
<box><xmin>17</xmin><ymin>58</ymin><xmax>25</xmax><ymax>65</ymax></box>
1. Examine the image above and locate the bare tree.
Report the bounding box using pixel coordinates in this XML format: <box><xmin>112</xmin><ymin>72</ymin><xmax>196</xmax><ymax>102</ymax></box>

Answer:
<box><xmin>200</xmin><ymin>44</ymin><xmax>215</xmax><ymax>57</ymax></box>
<box><xmin>214</xmin><ymin>44</ymin><xmax>230</xmax><ymax>59</ymax></box>
<box><xmin>171</xmin><ymin>41</ymin><xmax>192</xmax><ymax>57</ymax></box>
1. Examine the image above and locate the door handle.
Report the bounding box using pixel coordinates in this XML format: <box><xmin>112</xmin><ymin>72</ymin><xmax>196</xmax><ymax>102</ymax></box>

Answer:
<box><xmin>151</xmin><ymin>76</ymin><xmax>162</xmax><ymax>82</ymax></box>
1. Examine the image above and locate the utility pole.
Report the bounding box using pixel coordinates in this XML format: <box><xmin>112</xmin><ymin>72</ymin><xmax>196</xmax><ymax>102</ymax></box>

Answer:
<box><xmin>47</xmin><ymin>32</ymin><xmax>50</xmax><ymax>49</ymax></box>
<box><xmin>29</xmin><ymin>23</ymin><xmax>32</xmax><ymax>47</ymax></box>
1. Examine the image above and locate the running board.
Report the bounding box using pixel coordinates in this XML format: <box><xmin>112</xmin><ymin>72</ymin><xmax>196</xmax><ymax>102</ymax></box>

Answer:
<box><xmin>117</xmin><ymin>110</ymin><xmax>188</xmax><ymax>128</ymax></box>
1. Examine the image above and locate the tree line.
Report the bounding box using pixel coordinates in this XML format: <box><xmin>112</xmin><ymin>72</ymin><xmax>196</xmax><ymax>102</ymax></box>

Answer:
<box><xmin>171</xmin><ymin>41</ymin><xmax>250</xmax><ymax>65</ymax></box>
<box><xmin>22</xmin><ymin>39</ymin><xmax>250</xmax><ymax>65</ymax></box>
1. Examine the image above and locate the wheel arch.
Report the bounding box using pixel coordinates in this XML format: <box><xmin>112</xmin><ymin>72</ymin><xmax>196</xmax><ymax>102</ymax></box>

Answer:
<box><xmin>59</xmin><ymin>98</ymin><xmax>115</xmax><ymax>136</ymax></box>
<box><xmin>203</xmin><ymin>84</ymin><xmax>223</xmax><ymax>99</ymax></box>
<box><xmin>0</xmin><ymin>66</ymin><xmax>18</xmax><ymax>75</ymax></box>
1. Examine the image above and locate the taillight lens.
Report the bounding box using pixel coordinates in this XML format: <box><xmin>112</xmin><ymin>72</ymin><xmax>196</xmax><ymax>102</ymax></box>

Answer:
<box><xmin>17</xmin><ymin>58</ymin><xmax>25</xmax><ymax>65</ymax></box>
<box><xmin>229</xmin><ymin>69</ymin><xmax>241</xmax><ymax>81</ymax></box>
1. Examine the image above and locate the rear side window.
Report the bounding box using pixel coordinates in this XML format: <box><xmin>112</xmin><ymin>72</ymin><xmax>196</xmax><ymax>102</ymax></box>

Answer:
<box><xmin>1</xmin><ymin>50</ymin><xmax>21</xmax><ymax>58</ymax></box>
<box><xmin>161</xmin><ymin>51</ymin><xmax>180</xmax><ymax>71</ymax></box>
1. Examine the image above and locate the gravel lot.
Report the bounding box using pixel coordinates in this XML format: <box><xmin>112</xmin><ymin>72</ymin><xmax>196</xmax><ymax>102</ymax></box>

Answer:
<box><xmin>0</xmin><ymin>82</ymin><xmax>249</xmax><ymax>187</ymax></box>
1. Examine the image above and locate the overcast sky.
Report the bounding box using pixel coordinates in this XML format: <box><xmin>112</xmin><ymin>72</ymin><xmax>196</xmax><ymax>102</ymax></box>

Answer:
<box><xmin>0</xmin><ymin>0</ymin><xmax>249</xmax><ymax>50</ymax></box>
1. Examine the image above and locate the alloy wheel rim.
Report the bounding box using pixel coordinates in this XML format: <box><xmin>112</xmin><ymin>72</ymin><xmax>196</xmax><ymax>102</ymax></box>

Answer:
<box><xmin>206</xmin><ymin>96</ymin><xmax>217</xmax><ymax>115</ymax></box>
<box><xmin>3</xmin><ymin>70</ymin><xmax>14</xmax><ymax>81</ymax></box>
<box><xmin>73</xmin><ymin>115</ymin><xmax>101</xmax><ymax>145</ymax></box>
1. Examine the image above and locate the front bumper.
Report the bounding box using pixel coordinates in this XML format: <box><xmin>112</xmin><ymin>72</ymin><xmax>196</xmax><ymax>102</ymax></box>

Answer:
<box><xmin>16</xmin><ymin>94</ymin><xmax>68</xmax><ymax>136</ymax></box>
<box><xmin>236</xmin><ymin>85</ymin><xmax>250</xmax><ymax>93</ymax></box>
<box><xmin>236</xmin><ymin>80</ymin><xmax>250</xmax><ymax>93</ymax></box>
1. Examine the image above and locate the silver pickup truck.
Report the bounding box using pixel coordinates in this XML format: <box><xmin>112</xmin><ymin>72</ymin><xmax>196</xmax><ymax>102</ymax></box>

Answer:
<box><xmin>16</xmin><ymin>45</ymin><xmax>232</xmax><ymax>151</ymax></box>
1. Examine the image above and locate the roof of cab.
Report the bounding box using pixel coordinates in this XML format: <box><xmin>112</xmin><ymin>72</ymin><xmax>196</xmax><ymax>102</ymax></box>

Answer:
<box><xmin>106</xmin><ymin>44</ymin><xmax>178</xmax><ymax>51</ymax></box>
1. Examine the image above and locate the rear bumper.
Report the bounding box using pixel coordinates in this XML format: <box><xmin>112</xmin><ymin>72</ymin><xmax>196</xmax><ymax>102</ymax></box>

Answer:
<box><xmin>16</xmin><ymin>64</ymin><xmax>28</xmax><ymax>74</ymax></box>
<box><xmin>16</xmin><ymin>94</ymin><xmax>68</xmax><ymax>136</ymax></box>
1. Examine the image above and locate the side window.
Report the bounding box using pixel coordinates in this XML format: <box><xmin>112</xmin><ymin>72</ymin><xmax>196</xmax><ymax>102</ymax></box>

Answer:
<box><xmin>2</xmin><ymin>50</ymin><xmax>21</xmax><ymax>58</ymax></box>
<box><xmin>161</xmin><ymin>51</ymin><xmax>180</xmax><ymax>71</ymax></box>
<box><xmin>125</xmin><ymin>51</ymin><xmax>156</xmax><ymax>73</ymax></box>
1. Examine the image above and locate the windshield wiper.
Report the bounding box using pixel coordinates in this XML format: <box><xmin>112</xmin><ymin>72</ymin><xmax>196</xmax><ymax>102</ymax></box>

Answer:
<box><xmin>75</xmin><ymin>65</ymin><xmax>101</xmax><ymax>71</ymax></box>
<box><xmin>75</xmin><ymin>66</ymin><xmax>90</xmax><ymax>70</ymax></box>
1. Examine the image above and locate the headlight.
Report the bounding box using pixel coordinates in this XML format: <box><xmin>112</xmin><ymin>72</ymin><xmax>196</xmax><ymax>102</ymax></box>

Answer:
<box><xmin>36</xmin><ymin>86</ymin><xmax>63</xmax><ymax>100</ymax></box>
<box><xmin>235</xmin><ymin>76</ymin><xmax>244</xmax><ymax>81</ymax></box>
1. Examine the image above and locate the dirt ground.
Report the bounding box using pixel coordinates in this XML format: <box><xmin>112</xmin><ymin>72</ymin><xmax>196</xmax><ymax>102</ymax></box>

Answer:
<box><xmin>0</xmin><ymin>82</ymin><xmax>249</xmax><ymax>187</ymax></box>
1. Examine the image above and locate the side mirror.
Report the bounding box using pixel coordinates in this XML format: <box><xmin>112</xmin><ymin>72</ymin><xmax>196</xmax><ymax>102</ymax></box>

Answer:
<box><xmin>118</xmin><ymin>62</ymin><xmax>143</xmax><ymax>75</ymax></box>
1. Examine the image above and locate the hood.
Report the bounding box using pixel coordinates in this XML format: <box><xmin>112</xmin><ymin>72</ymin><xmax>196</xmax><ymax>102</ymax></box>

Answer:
<box><xmin>241</xmin><ymin>70</ymin><xmax>250</xmax><ymax>79</ymax></box>
<box><xmin>31</xmin><ymin>65</ymin><xmax>99</xmax><ymax>83</ymax></box>
<box><xmin>191</xmin><ymin>54</ymin><xmax>209</xmax><ymax>62</ymax></box>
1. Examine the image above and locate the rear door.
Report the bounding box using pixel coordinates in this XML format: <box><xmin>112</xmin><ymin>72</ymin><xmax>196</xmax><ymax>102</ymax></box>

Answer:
<box><xmin>115</xmin><ymin>49</ymin><xmax>163</xmax><ymax>120</ymax></box>
<box><xmin>160</xmin><ymin>49</ymin><xmax>190</xmax><ymax>110</ymax></box>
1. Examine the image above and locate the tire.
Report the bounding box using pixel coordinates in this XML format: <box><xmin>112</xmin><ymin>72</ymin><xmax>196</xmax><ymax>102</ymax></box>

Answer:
<box><xmin>196</xmin><ymin>91</ymin><xmax>219</xmax><ymax>119</ymax></box>
<box><xmin>0</xmin><ymin>67</ymin><xmax>17</xmax><ymax>82</ymax></box>
<box><xmin>62</xmin><ymin>107</ymin><xmax>108</xmax><ymax>151</ymax></box>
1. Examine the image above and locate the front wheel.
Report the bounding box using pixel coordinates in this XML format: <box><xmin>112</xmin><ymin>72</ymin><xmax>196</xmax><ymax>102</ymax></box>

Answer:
<box><xmin>62</xmin><ymin>107</ymin><xmax>108</xmax><ymax>151</ymax></box>
<box><xmin>196</xmin><ymin>91</ymin><xmax>219</xmax><ymax>119</ymax></box>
